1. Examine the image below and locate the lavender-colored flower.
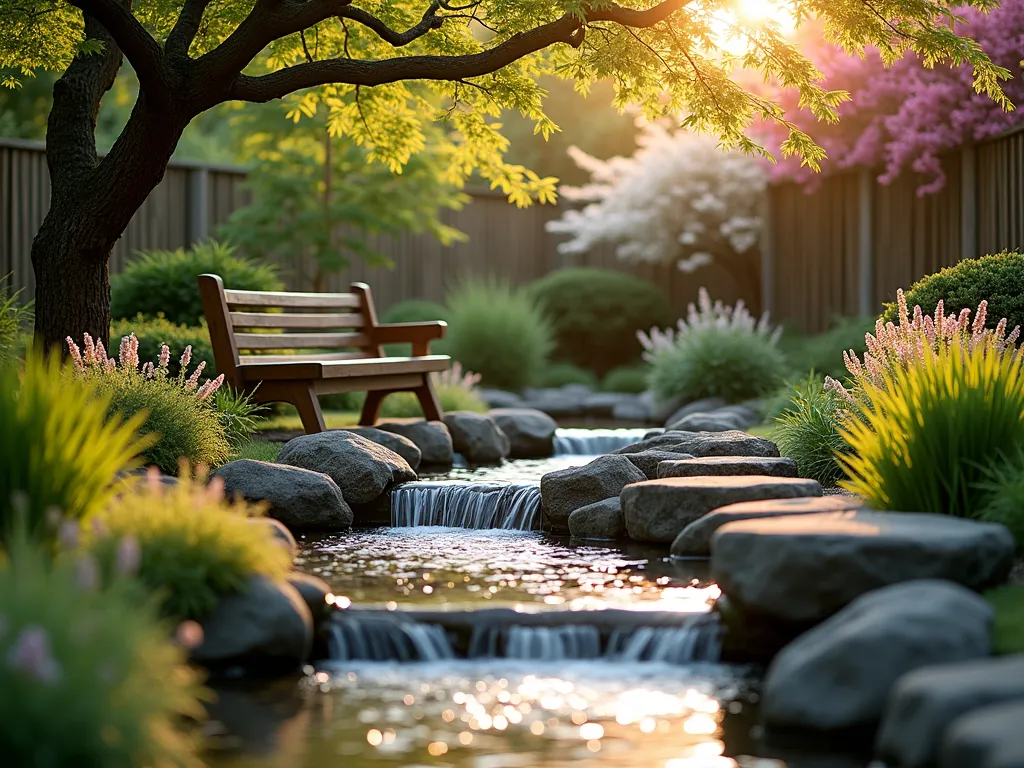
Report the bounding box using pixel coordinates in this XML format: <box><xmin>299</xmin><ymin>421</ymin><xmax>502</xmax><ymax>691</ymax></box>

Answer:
<box><xmin>75</xmin><ymin>555</ymin><xmax>100</xmax><ymax>592</ymax></box>
<box><xmin>6</xmin><ymin>626</ymin><xmax>62</xmax><ymax>685</ymax></box>
<box><xmin>58</xmin><ymin>520</ymin><xmax>80</xmax><ymax>551</ymax></box>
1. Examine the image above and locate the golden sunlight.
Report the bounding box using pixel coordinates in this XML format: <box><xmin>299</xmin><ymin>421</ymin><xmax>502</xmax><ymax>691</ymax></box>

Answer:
<box><xmin>708</xmin><ymin>0</ymin><xmax>797</xmax><ymax>55</ymax></box>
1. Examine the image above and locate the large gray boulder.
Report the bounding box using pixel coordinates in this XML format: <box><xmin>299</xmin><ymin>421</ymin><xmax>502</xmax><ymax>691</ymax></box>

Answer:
<box><xmin>192</xmin><ymin>576</ymin><xmax>314</xmax><ymax>674</ymax></box>
<box><xmin>712</xmin><ymin>510</ymin><xmax>1015</xmax><ymax>623</ymax></box>
<box><xmin>583</xmin><ymin>392</ymin><xmax>638</xmax><ymax>418</ymax></box>
<box><xmin>664</xmin><ymin>397</ymin><xmax>727</xmax><ymax>427</ymax></box>
<box><xmin>254</xmin><ymin>518</ymin><xmax>298</xmax><ymax>558</ymax></box>
<box><xmin>615</xmin><ymin>430</ymin><xmax>780</xmax><ymax>459</ymax></box>
<box><xmin>658</xmin><ymin>455</ymin><xmax>798</xmax><ymax>479</ymax></box>
<box><xmin>442</xmin><ymin>412</ymin><xmax>511</xmax><ymax>464</ymax></box>
<box><xmin>480</xmin><ymin>389</ymin><xmax>524</xmax><ymax>409</ymax></box>
<box><xmin>877</xmin><ymin>655</ymin><xmax>1024</xmax><ymax>768</ymax></box>
<box><xmin>763</xmin><ymin>580</ymin><xmax>993</xmax><ymax>731</ymax></box>
<box><xmin>625</xmin><ymin>450</ymin><xmax>697</xmax><ymax>480</ymax></box>
<box><xmin>489</xmin><ymin>408</ymin><xmax>557</xmax><ymax>458</ymax></box>
<box><xmin>622</xmin><ymin>475</ymin><xmax>822</xmax><ymax>543</ymax></box>
<box><xmin>213</xmin><ymin>459</ymin><xmax>353</xmax><ymax>531</ymax></box>
<box><xmin>377</xmin><ymin>420</ymin><xmax>454</xmax><ymax>466</ymax></box>
<box><xmin>541</xmin><ymin>455</ymin><xmax>646</xmax><ymax>534</ymax></box>
<box><xmin>519</xmin><ymin>388</ymin><xmax>585</xmax><ymax>418</ymax></box>
<box><xmin>277</xmin><ymin>431</ymin><xmax>416</xmax><ymax>506</ymax></box>
<box><xmin>346</xmin><ymin>427</ymin><xmax>422</xmax><ymax>470</ymax></box>
<box><xmin>671</xmin><ymin>495</ymin><xmax>863</xmax><ymax>557</ymax></box>
<box><xmin>940</xmin><ymin>700</ymin><xmax>1024</xmax><ymax>768</ymax></box>
<box><xmin>286</xmin><ymin>572</ymin><xmax>335</xmax><ymax>626</ymax></box>
<box><xmin>568</xmin><ymin>497</ymin><xmax>624</xmax><ymax>540</ymax></box>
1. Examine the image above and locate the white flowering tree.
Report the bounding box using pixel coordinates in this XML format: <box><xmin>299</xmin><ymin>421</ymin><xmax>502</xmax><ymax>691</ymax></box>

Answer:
<box><xmin>546</xmin><ymin>121</ymin><xmax>767</xmax><ymax>303</ymax></box>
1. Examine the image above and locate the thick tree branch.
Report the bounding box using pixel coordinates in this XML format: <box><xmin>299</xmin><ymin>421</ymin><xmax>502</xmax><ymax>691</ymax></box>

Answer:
<box><xmin>339</xmin><ymin>2</ymin><xmax>445</xmax><ymax>47</ymax></box>
<box><xmin>166</xmin><ymin>0</ymin><xmax>214</xmax><ymax>59</ymax></box>
<box><xmin>66</xmin><ymin>0</ymin><xmax>169</xmax><ymax>97</ymax></box>
<box><xmin>229</xmin><ymin>0</ymin><xmax>692</xmax><ymax>102</ymax></box>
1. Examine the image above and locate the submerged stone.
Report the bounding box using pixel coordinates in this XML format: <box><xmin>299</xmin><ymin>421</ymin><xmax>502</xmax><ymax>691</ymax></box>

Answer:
<box><xmin>712</xmin><ymin>510</ymin><xmax>1015</xmax><ymax>623</ymax></box>
<box><xmin>622</xmin><ymin>475</ymin><xmax>822</xmax><ymax>543</ymax></box>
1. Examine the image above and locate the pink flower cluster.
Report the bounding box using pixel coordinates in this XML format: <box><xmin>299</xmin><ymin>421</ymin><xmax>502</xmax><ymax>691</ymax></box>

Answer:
<box><xmin>66</xmin><ymin>333</ymin><xmax>224</xmax><ymax>401</ymax></box>
<box><xmin>755</xmin><ymin>1</ymin><xmax>1024</xmax><ymax>194</ymax></box>
<box><xmin>433</xmin><ymin>361</ymin><xmax>481</xmax><ymax>391</ymax></box>
<box><xmin>825</xmin><ymin>289</ymin><xmax>1021</xmax><ymax>401</ymax></box>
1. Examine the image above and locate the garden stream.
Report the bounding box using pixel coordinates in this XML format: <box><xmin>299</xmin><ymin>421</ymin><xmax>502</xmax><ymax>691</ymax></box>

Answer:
<box><xmin>204</xmin><ymin>429</ymin><xmax>861</xmax><ymax>768</ymax></box>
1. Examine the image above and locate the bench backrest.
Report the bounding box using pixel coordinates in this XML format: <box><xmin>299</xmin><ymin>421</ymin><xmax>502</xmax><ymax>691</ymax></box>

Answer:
<box><xmin>197</xmin><ymin>273</ymin><xmax>385</xmax><ymax>387</ymax></box>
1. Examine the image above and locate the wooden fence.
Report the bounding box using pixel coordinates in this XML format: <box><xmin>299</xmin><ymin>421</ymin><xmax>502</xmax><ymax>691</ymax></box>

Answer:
<box><xmin>764</xmin><ymin>125</ymin><xmax>1024</xmax><ymax>332</ymax></box>
<box><xmin>0</xmin><ymin>137</ymin><xmax>738</xmax><ymax>316</ymax></box>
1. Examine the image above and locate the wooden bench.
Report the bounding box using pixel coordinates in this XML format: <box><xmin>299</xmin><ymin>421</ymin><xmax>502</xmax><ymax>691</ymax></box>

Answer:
<box><xmin>197</xmin><ymin>274</ymin><xmax>450</xmax><ymax>433</ymax></box>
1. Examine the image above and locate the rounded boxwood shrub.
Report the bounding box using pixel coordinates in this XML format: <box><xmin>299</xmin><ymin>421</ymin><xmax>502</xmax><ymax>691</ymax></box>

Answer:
<box><xmin>110</xmin><ymin>240</ymin><xmax>283</xmax><ymax>327</ymax></box>
<box><xmin>0</xmin><ymin>530</ymin><xmax>203</xmax><ymax>766</ymax></box>
<box><xmin>528</xmin><ymin>268</ymin><xmax>673</xmax><ymax>375</ymax></box>
<box><xmin>111</xmin><ymin>314</ymin><xmax>216</xmax><ymax>378</ymax></box>
<box><xmin>0</xmin><ymin>354</ymin><xmax>149</xmax><ymax>545</ymax></box>
<box><xmin>602</xmin><ymin>363</ymin><xmax>651</xmax><ymax>394</ymax></box>
<box><xmin>445</xmin><ymin>278</ymin><xmax>554</xmax><ymax>392</ymax></box>
<box><xmin>88</xmin><ymin>471</ymin><xmax>292</xmax><ymax>622</ymax></box>
<box><xmin>535</xmin><ymin>362</ymin><xmax>600</xmax><ymax>390</ymax></box>
<box><xmin>880</xmin><ymin>250</ymin><xmax>1024</xmax><ymax>333</ymax></box>
<box><xmin>648</xmin><ymin>328</ymin><xmax>787</xmax><ymax>404</ymax></box>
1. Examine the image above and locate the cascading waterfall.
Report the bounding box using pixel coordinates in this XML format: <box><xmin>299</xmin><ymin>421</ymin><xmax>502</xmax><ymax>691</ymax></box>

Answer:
<box><xmin>552</xmin><ymin>428</ymin><xmax>653</xmax><ymax>456</ymax></box>
<box><xmin>391</xmin><ymin>481</ymin><xmax>540</xmax><ymax>530</ymax></box>
<box><xmin>468</xmin><ymin>625</ymin><xmax>603</xmax><ymax>661</ymax></box>
<box><xmin>606</xmin><ymin>624</ymin><xmax>721</xmax><ymax>664</ymax></box>
<box><xmin>327</xmin><ymin>616</ymin><xmax>454</xmax><ymax>662</ymax></box>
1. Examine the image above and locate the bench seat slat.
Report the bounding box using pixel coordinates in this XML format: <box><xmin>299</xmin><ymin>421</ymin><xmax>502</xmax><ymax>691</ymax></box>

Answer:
<box><xmin>234</xmin><ymin>332</ymin><xmax>370</xmax><ymax>350</ymax></box>
<box><xmin>224</xmin><ymin>289</ymin><xmax>361</xmax><ymax>310</ymax></box>
<box><xmin>237</xmin><ymin>355</ymin><xmax>450</xmax><ymax>382</ymax></box>
<box><xmin>229</xmin><ymin>312</ymin><xmax>365</xmax><ymax>330</ymax></box>
<box><xmin>238</xmin><ymin>352</ymin><xmax>371</xmax><ymax>365</ymax></box>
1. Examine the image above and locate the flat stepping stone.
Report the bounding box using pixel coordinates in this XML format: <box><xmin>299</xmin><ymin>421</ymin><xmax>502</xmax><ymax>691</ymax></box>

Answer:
<box><xmin>625</xmin><ymin>449</ymin><xmax>696</xmax><ymax>480</ymax></box>
<box><xmin>657</xmin><ymin>455</ymin><xmax>798</xmax><ymax>479</ymax></box>
<box><xmin>711</xmin><ymin>510</ymin><xmax>1016</xmax><ymax>623</ymax></box>
<box><xmin>877</xmin><ymin>655</ymin><xmax>1024</xmax><ymax>768</ymax></box>
<box><xmin>615</xmin><ymin>429</ymin><xmax>779</xmax><ymax>459</ymax></box>
<box><xmin>621</xmin><ymin>475</ymin><xmax>822</xmax><ymax>543</ymax></box>
<box><xmin>541</xmin><ymin>455</ymin><xmax>646</xmax><ymax>534</ymax></box>
<box><xmin>940</xmin><ymin>699</ymin><xmax>1024</xmax><ymax>768</ymax></box>
<box><xmin>671</xmin><ymin>495</ymin><xmax>862</xmax><ymax>557</ymax></box>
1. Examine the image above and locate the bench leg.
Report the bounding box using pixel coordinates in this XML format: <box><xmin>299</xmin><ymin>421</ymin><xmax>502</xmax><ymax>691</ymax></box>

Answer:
<box><xmin>292</xmin><ymin>383</ymin><xmax>326</xmax><ymax>434</ymax></box>
<box><xmin>414</xmin><ymin>376</ymin><xmax>443</xmax><ymax>422</ymax></box>
<box><xmin>359</xmin><ymin>390</ymin><xmax>386</xmax><ymax>426</ymax></box>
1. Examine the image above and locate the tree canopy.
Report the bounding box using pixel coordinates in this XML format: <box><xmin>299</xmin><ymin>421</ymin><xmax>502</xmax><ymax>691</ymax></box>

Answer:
<box><xmin>1</xmin><ymin>0</ymin><xmax>1013</xmax><ymax>203</ymax></box>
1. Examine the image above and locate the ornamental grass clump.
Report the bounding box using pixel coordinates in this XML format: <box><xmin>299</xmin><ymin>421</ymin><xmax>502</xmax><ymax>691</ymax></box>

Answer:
<box><xmin>67</xmin><ymin>333</ymin><xmax>231</xmax><ymax>474</ymax></box>
<box><xmin>771</xmin><ymin>375</ymin><xmax>852</xmax><ymax>487</ymax></box>
<box><xmin>641</xmin><ymin>288</ymin><xmax>785</xmax><ymax>403</ymax></box>
<box><xmin>837</xmin><ymin>336</ymin><xmax>1024</xmax><ymax>518</ymax></box>
<box><xmin>975</xmin><ymin>451</ymin><xmax>1024</xmax><ymax>549</ymax></box>
<box><xmin>0</xmin><ymin>354</ymin><xmax>149</xmax><ymax>545</ymax></box>
<box><xmin>380</xmin><ymin>362</ymin><xmax>488</xmax><ymax>417</ymax></box>
<box><xmin>88</xmin><ymin>469</ymin><xmax>291</xmax><ymax>622</ymax></box>
<box><xmin>0</xmin><ymin>525</ymin><xmax>204</xmax><ymax>767</ymax></box>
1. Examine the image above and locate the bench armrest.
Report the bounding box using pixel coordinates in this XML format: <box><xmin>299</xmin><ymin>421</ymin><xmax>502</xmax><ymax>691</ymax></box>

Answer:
<box><xmin>373</xmin><ymin>321</ymin><xmax>447</xmax><ymax>356</ymax></box>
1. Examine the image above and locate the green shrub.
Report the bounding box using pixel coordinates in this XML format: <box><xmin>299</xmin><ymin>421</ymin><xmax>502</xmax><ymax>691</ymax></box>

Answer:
<box><xmin>68</xmin><ymin>333</ymin><xmax>231</xmax><ymax>475</ymax></box>
<box><xmin>986</xmin><ymin>585</ymin><xmax>1024</xmax><ymax>655</ymax></box>
<box><xmin>213</xmin><ymin>386</ymin><xmax>268</xmax><ymax>448</ymax></box>
<box><xmin>880</xmin><ymin>250</ymin><xmax>1024</xmax><ymax>334</ymax></box>
<box><xmin>110</xmin><ymin>240</ymin><xmax>283</xmax><ymax>326</ymax></box>
<box><xmin>445</xmin><ymin>278</ymin><xmax>554</xmax><ymax>392</ymax></box>
<box><xmin>838</xmin><ymin>338</ymin><xmax>1024</xmax><ymax>517</ymax></box>
<box><xmin>602</xmin><ymin>363</ymin><xmax>651</xmax><ymax>394</ymax></box>
<box><xmin>976</xmin><ymin>450</ymin><xmax>1024</xmax><ymax>549</ymax></box>
<box><xmin>111</xmin><ymin>314</ymin><xmax>216</xmax><ymax>378</ymax></box>
<box><xmin>380</xmin><ymin>299</ymin><xmax>452</xmax><ymax>357</ymax></box>
<box><xmin>380</xmin><ymin>384</ymin><xmax>488</xmax><ymax>418</ymax></box>
<box><xmin>528</xmin><ymin>268</ymin><xmax>673</xmax><ymax>374</ymax></box>
<box><xmin>771</xmin><ymin>376</ymin><xmax>851</xmax><ymax>486</ymax></box>
<box><xmin>780</xmin><ymin>316</ymin><xmax>874</xmax><ymax>381</ymax></box>
<box><xmin>0</xmin><ymin>274</ymin><xmax>32</xmax><ymax>366</ymax></box>
<box><xmin>648</xmin><ymin>328</ymin><xmax>787</xmax><ymax>404</ymax></box>
<box><xmin>0</xmin><ymin>528</ymin><xmax>203</xmax><ymax>766</ymax></box>
<box><xmin>0</xmin><ymin>354</ymin><xmax>149</xmax><ymax>544</ymax></box>
<box><xmin>318</xmin><ymin>391</ymin><xmax>367</xmax><ymax>412</ymax></box>
<box><xmin>536</xmin><ymin>362</ymin><xmax>600</xmax><ymax>390</ymax></box>
<box><xmin>89</xmin><ymin>472</ymin><xmax>292</xmax><ymax>622</ymax></box>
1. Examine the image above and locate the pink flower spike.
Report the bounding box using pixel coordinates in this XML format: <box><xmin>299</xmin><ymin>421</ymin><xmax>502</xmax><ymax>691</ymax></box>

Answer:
<box><xmin>75</xmin><ymin>555</ymin><xmax>99</xmax><ymax>592</ymax></box>
<box><xmin>66</xmin><ymin>338</ymin><xmax>84</xmax><ymax>371</ymax></box>
<box><xmin>58</xmin><ymin>520</ymin><xmax>79</xmax><ymax>551</ymax></box>
<box><xmin>159</xmin><ymin>345</ymin><xmax>170</xmax><ymax>369</ymax></box>
<box><xmin>185</xmin><ymin>360</ymin><xmax>206</xmax><ymax>392</ymax></box>
<box><xmin>6</xmin><ymin>626</ymin><xmax>62</xmax><ymax>685</ymax></box>
<box><xmin>180</xmin><ymin>345</ymin><xmax>192</xmax><ymax>369</ymax></box>
<box><xmin>83</xmin><ymin>333</ymin><xmax>96</xmax><ymax>365</ymax></box>
<box><xmin>973</xmin><ymin>300</ymin><xmax>988</xmax><ymax>334</ymax></box>
<box><xmin>116</xmin><ymin>535</ymin><xmax>141</xmax><ymax>576</ymax></box>
<box><xmin>95</xmin><ymin>340</ymin><xmax>107</xmax><ymax>364</ymax></box>
<box><xmin>897</xmin><ymin>289</ymin><xmax>909</xmax><ymax>326</ymax></box>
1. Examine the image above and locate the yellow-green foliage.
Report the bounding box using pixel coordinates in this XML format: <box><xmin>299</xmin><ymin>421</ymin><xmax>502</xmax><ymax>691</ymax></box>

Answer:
<box><xmin>839</xmin><ymin>340</ymin><xmax>1024</xmax><ymax>517</ymax></box>
<box><xmin>985</xmin><ymin>585</ymin><xmax>1024</xmax><ymax>655</ymax></box>
<box><xmin>88</xmin><ymin>472</ymin><xmax>291</xmax><ymax>622</ymax></box>
<box><xmin>0</xmin><ymin>528</ymin><xmax>204</xmax><ymax>767</ymax></box>
<box><xmin>0</xmin><ymin>354</ymin><xmax>149</xmax><ymax>543</ymax></box>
